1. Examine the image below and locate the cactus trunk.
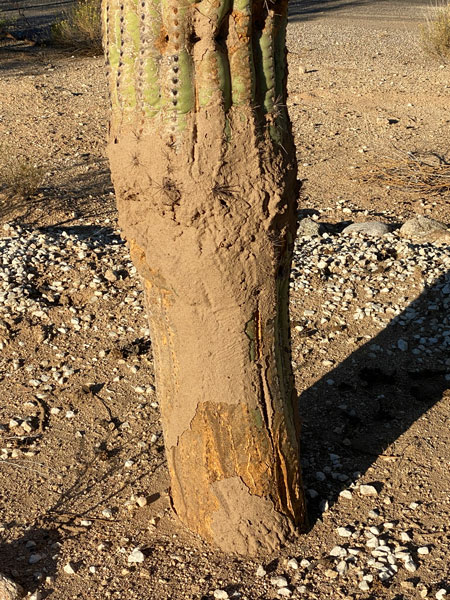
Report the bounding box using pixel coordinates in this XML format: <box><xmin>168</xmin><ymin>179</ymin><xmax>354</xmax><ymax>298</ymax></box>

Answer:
<box><xmin>103</xmin><ymin>0</ymin><xmax>306</xmax><ymax>554</ymax></box>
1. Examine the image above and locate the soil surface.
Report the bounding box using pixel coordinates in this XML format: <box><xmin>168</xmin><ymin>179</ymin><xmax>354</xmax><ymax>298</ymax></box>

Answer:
<box><xmin>0</xmin><ymin>3</ymin><xmax>449</xmax><ymax>600</ymax></box>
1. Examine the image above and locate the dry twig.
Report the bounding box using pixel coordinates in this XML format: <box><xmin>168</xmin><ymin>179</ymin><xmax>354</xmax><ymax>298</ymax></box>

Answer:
<box><xmin>361</xmin><ymin>150</ymin><xmax>450</xmax><ymax>195</ymax></box>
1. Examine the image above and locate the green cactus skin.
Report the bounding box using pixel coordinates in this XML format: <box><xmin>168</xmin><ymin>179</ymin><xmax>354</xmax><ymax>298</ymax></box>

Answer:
<box><xmin>140</xmin><ymin>0</ymin><xmax>162</xmax><ymax>117</ymax></box>
<box><xmin>160</xmin><ymin>0</ymin><xmax>195</xmax><ymax>133</ymax></box>
<box><xmin>103</xmin><ymin>0</ymin><xmax>291</xmax><ymax>140</ymax></box>
<box><xmin>253</xmin><ymin>13</ymin><xmax>275</xmax><ymax>114</ymax></box>
<box><xmin>103</xmin><ymin>0</ymin><xmax>121</xmax><ymax>115</ymax></box>
<box><xmin>120</xmin><ymin>0</ymin><xmax>140</xmax><ymax>111</ymax></box>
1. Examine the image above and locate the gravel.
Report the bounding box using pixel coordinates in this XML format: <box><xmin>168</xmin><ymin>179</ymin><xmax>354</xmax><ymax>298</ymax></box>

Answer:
<box><xmin>0</xmin><ymin>213</ymin><xmax>448</xmax><ymax>598</ymax></box>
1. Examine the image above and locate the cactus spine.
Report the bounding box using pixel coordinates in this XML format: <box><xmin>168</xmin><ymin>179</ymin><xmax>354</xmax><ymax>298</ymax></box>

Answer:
<box><xmin>104</xmin><ymin>0</ymin><xmax>306</xmax><ymax>555</ymax></box>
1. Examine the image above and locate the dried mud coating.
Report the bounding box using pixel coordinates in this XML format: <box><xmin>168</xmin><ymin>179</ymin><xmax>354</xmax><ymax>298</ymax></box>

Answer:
<box><xmin>103</xmin><ymin>0</ymin><xmax>306</xmax><ymax>553</ymax></box>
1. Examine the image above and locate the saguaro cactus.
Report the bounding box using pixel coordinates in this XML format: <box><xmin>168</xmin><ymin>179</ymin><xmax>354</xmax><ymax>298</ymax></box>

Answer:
<box><xmin>103</xmin><ymin>0</ymin><xmax>306</xmax><ymax>554</ymax></box>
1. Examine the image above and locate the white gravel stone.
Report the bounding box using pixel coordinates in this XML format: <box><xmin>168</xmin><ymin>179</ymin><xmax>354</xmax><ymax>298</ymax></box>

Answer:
<box><xmin>63</xmin><ymin>563</ymin><xmax>76</xmax><ymax>575</ymax></box>
<box><xmin>287</xmin><ymin>558</ymin><xmax>299</xmax><ymax>570</ymax></box>
<box><xmin>330</xmin><ymin>546</ymin><xmax>347</xmax><ymax>558</ymax></box>
<box><xmin>336</xmin><ymin>560</ymin><xmax>347</xmax><ymax>575</ymax></box>
<box><xmin>300</xmin><ymin>559</ymin><xmax>311</xmax><ymax>568</ymax></box>
<box><xmin>336</xmin><ymin>527</ymin><xmax>353</xmax><ymax>538</ymax></box>
<box><xmin>256</xmin><ymin>565</ymin><xmax>266</xmax><ymax>577</ymax></box>
<box><xmin>339</xmin><ymin>489</ymin><xmax>353</xmax><ymax>500</ymax></box>
<box><xmin>213</xmin><ymin>591</ymin><xmax>229</xmax><ymax>600</ymax></box>
<box><xmin>417</xmin><ymin>546</ymin><xmax>430</xmax><ymax>555</ymax></box>
<box><xmin>277</xmin><ymin>589</ymin><xmax>292</xmax><ymax>598</ymax></box>
<box><xmin>359</xmin><ymin>484</ymin><xmax>378</xmax><ymax>496</ymax></box>
<box><xmin>378</xmin><ymin>569</ymin><xmax>394</xmax><ymax>581</ymax></box>
<box><xmin>435</xmin><ymin>590</ymin><xmax>447</xmax><ymax>600</ymax></box>
<box><xmin>127</xmin><ymin>548</ymin><xmax>145</xmax><ymax>564</ymax></box>
<box><xmin>404</xmin><ymin>559</ymin><xmax>418</xmax><ymax>573</ymax></box>
<box><xmin>270</xmin><ymin>576</ymin><xmax>288</xmax><ymax>588</ymax></box>
<box><xmin>359</xmin><ymin>580</ymin><xmax>371</xmax><ymax>591</ymax></box>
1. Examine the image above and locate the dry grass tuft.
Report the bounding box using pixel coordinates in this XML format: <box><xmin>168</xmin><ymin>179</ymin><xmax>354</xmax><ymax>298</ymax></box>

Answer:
<box><xmin>51</xmin><ymin>0</ymin><xmax>102</xmax><ymax>52</ymax></box>
<box><xmin>0</xmin><ymin>12</ymin><xmax>16</xmax><ymax>38</ymax></box>
<box><xmin>362</xmin><ymin>151</ymin><xmax>450</xmax><ymax>196</ymax></box>
<box><xmin>0</xmin><ymin>155</ymin><xmax>45</xmax><ymax>200</ymax></box>
<box><xmin>420</xmin><ymin>2</ymin><xmax>450</xmax><ymax>61</ymax></box>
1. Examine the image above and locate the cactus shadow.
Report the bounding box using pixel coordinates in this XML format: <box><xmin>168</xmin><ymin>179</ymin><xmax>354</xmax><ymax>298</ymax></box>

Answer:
<box><xmin>0</xmin><ymin>525</ymin><xmax>61</xmax><ymax>598</ymax></box>
<box><xmin>297</xmin><ymin>269</ymin><xmax>450</xmax><ymax>525</ymax></box>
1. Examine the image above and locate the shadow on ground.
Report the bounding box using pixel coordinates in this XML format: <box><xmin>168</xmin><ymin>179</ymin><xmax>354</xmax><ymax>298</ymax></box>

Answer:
<box><xmin>1</xmin><ymin>0</ymin><xmax>75</xmax><ymax>41</ymax></box>
<box><xmin>299</xmin><ymin>269</ymin><xmax>450</xmax><ymax>525</ymax></box>
<box><xmin>0</xmin><ymin>157</ymin><xmax>115</xmax><ymax>227</ymax></box>
<box><xmin>0</xmin><ymin>526</ymin><xmax>61</xmax><ymax>597</ymax></box>
<box><xmin>289</xmin><ymin>0</ymin><xmax>372</xmax><ymax>22</ymax></box>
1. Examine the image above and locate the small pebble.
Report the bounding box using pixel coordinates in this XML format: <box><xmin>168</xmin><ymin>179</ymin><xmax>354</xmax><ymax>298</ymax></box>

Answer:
<box><xmin>336</xmin><ymin>527</ymin><xmax>352</xmax><ymax>538</ymax></box>
<box><xmin>339</xmin><ymin>490</ymin><xmax>352</xmax><ymax>499</ymax></box>
<box><xmin>359</xmin><ymin>484</ymin><xmax>378</xmax><ymax>497</ymax></box>
<box><xmin>300</xmin><ymin>559</ymin><xmax>311</xmax><ymax>568</ymax></box>
<box><xmin>417</xmin><ymin>546</ymin><xmax>430</xmax><ymax>555</ymax></box>
<box><xmin>329</xmin><ymin>546</ymin><xmax>347</xmax><ymax>558</ymax></box>
<box><xmin>256</xmin><ymin>565</ymin><xmax>266</xmax><ymax>578</ymax></box>
<box><xmin>436</xmin><ymin>590</ymin><xmax>447</xmax><ymax>600</ymax></box>
<box><xmin>127</xmin><ymin>548</ymin><xmax>145</xmax><ymax>564</ymax></box>
<box><xmin>416</xmin><ymin>583</ymin><xmax>428</xmax><ymax>598</ymax></box>
<box><xmin>277</xmin><ymin>588</ymin><xmax>292</xmax><ymax>597</ymax></box>
<box><xmin>270</xmin><ymin>576</ymin><xmax>288</xmax><ymax>588</ymax></box>
<box><xmin>287</xmin><ymin>558</ymin><xmax>298</xmax><ymax>570</ymax></box>
<box><xmin>213</xmin><ymin>591</ymin><xmax>228</xmax><ymax>600</ymax></box>
<box><xmin>324</xmin><ymin>569</ymin><xmax>338</xmax><ymax>579</ymax></box>
<box><xmin>336</xmin><ymin>560</ymin><xmax>347</xmax><ymax>575</ymax></box>
<box><xmin>359</xmin><ymin>580</ymin><xmax>371</xmax><ymax>591</ymax></box>
<box><xmin>63</xmin><ymin>563</ymin><xmax>76</xmax><ymax>575</ymax></box>
<box><xmin>404</xmin><ymin>559</ymin><xmax>418</xmax><ymax>573</ymax></box>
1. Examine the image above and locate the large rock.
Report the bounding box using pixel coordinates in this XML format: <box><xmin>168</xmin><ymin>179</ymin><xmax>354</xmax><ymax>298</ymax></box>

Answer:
<box><xmin>0</xmin><ymin>574</ymin><xmax>24</xmax><ymax>600</ymax></box>
<box><xmin>399</xmin><ymin>216</ymin><xmax>448</xmax><ymax>242</ymax></box>
<box><xmin>297</xmin><ymin>217</ymin><xmax>321</xmax><ymax>237</ymax></box>
<box><xmin>342</xmin><ymin>221</ymin><xmax>390</xmax><ymax>236</ymax></box>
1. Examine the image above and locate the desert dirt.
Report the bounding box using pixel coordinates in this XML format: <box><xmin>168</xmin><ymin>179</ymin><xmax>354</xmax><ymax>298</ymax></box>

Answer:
<box><xmin>0</xmin><ymin>2</ymin><xmax>449</xmax><ymax>600</ymax></box>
